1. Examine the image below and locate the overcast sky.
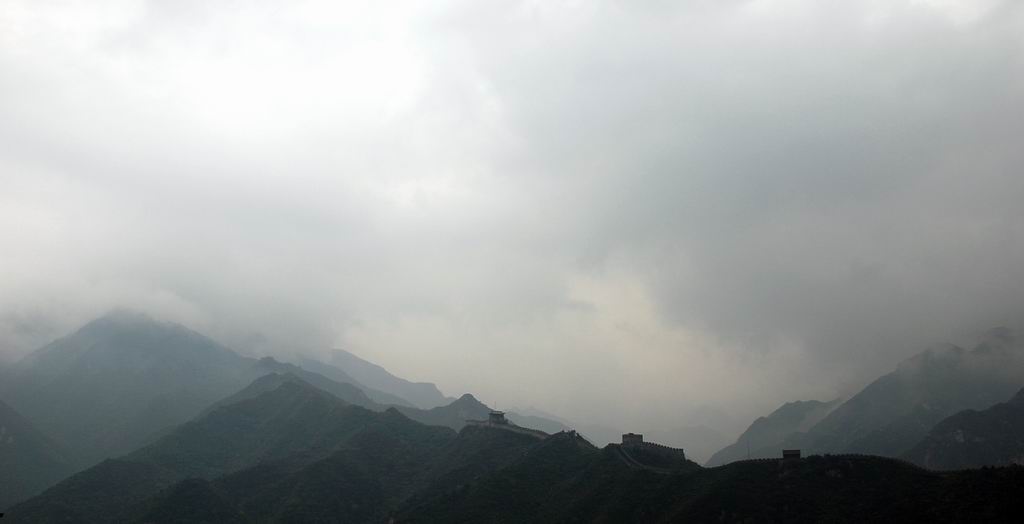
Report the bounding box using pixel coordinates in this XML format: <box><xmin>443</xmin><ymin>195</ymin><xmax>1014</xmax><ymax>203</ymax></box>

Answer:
<box><xmin>2</xmin><ymin>0</ymin><xmax>1023</xmax><ymax>434</ymax></box>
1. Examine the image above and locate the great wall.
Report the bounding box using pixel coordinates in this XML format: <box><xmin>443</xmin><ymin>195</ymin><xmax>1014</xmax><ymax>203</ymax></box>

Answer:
<box><xmin>466</xmin><ymin>413</ymin><xmax>692</xmax><ymax>473</ymax></box>
<box><xmin>465</xmin><ymin>412</ymin><xmax>923</xmax><ymax>475</ymax></box>
<box><xmin>464</xmin><ymin>411</ymin><xmax>551</xmax><ymax>440</ymax></box>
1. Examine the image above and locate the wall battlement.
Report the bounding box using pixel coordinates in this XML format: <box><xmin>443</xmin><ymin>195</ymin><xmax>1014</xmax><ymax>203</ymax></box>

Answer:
<box><xmin>620</xmin><ymin>433</ymin><xmax>686</xmax><ymax>460</ymax></box>
<box><xmin>639</xmin><ymin>440</ymin><xmax>687</xmax><ymax>458</ymax></box>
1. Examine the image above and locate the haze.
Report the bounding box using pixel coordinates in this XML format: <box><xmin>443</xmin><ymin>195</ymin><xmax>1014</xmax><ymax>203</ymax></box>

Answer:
<box><xmin>2</xmin><ymin>0</ymin><xmax>1023</xmax><ymax>437</ymax></box>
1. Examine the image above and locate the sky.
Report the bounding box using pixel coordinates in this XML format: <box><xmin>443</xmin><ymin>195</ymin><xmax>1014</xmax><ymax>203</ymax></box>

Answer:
<box><xmin>1</xmin><ymin>0</ymin><xmax>1023</xmax><ymax>436</ymax></box>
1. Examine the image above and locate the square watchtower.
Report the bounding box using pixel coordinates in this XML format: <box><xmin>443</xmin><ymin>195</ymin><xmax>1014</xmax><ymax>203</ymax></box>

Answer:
<box><xmin>622</xmin><ymin>433</ymin><xmax>644</xmax><ymax>447</ymax></box>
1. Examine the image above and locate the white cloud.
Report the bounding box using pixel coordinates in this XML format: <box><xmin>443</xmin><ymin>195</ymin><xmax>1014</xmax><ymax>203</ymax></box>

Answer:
<box><xmin>2</xmin><ymin>0</ymin><xmax>1023</xmax><ymax>432</ymax></box>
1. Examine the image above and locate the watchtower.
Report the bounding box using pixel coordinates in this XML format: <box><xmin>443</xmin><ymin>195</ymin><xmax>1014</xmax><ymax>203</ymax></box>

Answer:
<box><xmin>488</xmin><ymin>411</ymin><xmax>508</xmax><ymax>425</ymax></box>
<box><xmin>622</xmin><ymin>433</ymin><xmax>644</xmax><ymax>447</ymax></box>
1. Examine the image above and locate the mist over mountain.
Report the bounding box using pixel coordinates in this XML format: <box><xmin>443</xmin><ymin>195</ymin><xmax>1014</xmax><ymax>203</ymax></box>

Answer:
<box><xmin>0</xmin><ymin>312</ymin><xmax>565</xmax><ymax>468</ymax></box>
<box><xmin>14</xmin><ymin>368</ymin><xmax>1019</xmax><ymax>523</ymax></box>
<box><xmin>6</xmin><ymin>315</ymin><xmax>1024</xmax><ymax>522</ymax></box>
<box><xmin>0</xmin><ymin>311</ymin><xmax>262</xmax><ymax>466</ymax></box>
<box><xmin>789</xmin><ymin>328</ymin><xmax>1024</xmax><ymax>457</ymax></box>
<box><xmin>707</xmin><ymin>399</ymin><xmax>840</xmax><ymax>466</ymax></box>
<box><xmin>392</xmin><ymin>393</ymin><xmax>568</xmax><ymax>436</ymax></box>
<box><xmin>706</xmin><ymin>329</ymin><xmax>1024</xmax><ymax>465</ymax></box>
<box><xmin>0</xmin><ymin>311</ymin><xmax>576</xmax><ymax>508</ymax></box>
<box><xmin>292</xmin><ymin>356</ymin><xmax>419</xmax><ymax>408</ymax></box>
<box><xmin>7</xmin><ymin>371</ymin><xmax>558</xmax><ymax>523</ymax></box>
<box><xmin>7</xmin><ymin>373</ymin><xmax>453</xmax><ymax>522</ymax></box>
<box><xmin>3</xmin><ymin>0</ymin><xmax>1024</xmax><ymax>445</ymax></box>
<box><xmin>250</xmin><ymin>357</ymin><xmax>383</xmax><ymax>410</ymax></box>
<box><xmin>905</xmin><ymin>387</ymin><xmax>1024</xmax><ymax>470</ymax></box>
<box><xmin>4</xmin><ymin>0</ymin><xmax>1024</xmax><ymax>520</ymax></box>
<box><xmin>326</xmin><ymin>349</ymin><xmax>452</xmax><ymax>409</ymax></box>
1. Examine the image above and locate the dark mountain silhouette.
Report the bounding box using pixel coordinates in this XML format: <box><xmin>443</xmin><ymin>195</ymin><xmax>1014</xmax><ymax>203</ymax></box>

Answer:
<box><xmin>250</xmin><ymin>356</ymin><xmax>382</xmax><ymax>409</ymax></box>
<box><xmin>8</xmin><ymin>370</ymin><xmax>552</xmax><ymax>523</ymax></box>
<box><xmin>712</xmin><ymin>328</ymin><xmax>1024</xmax><ymax>463</ymax></box>
<box><xmin>400</xmin><ymin>447</ymin><xmax>1023</xmax><ymax>523</ymax></box>
<box><xmin>395</xmin><ymin>392</ymin><xmax>570</xmax><ymax>435</ymax></box>
<box><xmin>286</xmin><ymin>354</ymin><xmax>568</xmax><ymax>434</ymax></box>
<box><xmin>125</xmin><ymin>422</ymin><xmax>542</xmax><ymax>523</ymax></box>
<box><xmin>0</xmin><ymin>312</ymin><xmax>415</xmax><ymax>468</ymax></box>
<box><xmin>130</xmin><ymin>478</ymin><xmax>247</xmax><ymax>524</ymax></box>
<box><xmin>399</xmin><ymin>430</ymin><xmax>607</xmax><ymax>522</ymax></box>
<box><xmin>396</xmin><ymin>393</ymin><xmax>492</xmax><ymax>431</ymax></box>
<box><xmin>707</xmin><ymin>399</ymin><xmax>839</xmax><ymax>466</ymax></box>
<box><xmin>0</xmin><ymin>399</ymin><xmax>74</xmax><ymax>510</ymax></box>
<box><xmin>6</xmin><ymin>373</ymin><xmax>454</xmax><ymax>523</ymax></box>
<box><xmin>10</xmin><ymin>313</ymin><xmax>1024</xmax><ymax>522</ymax></box>
<box><xmin>905</xmin><ymin>386</ymin><xmax>1024</xmax><ymax>470</ymax></box>
<box><xmin>791</xmin><ymin>328</ymin><xmax>1024</xmax><ymax>457</ymax></box>
<box><xmin>12</xmin><ymin>373</ymin><xmax>1024</xmax><ymax>523</ymax></box>
<box><xmin>1</xmin><ymin>311</ymin><xmax>265</xmax><ymax>466</ymax></box>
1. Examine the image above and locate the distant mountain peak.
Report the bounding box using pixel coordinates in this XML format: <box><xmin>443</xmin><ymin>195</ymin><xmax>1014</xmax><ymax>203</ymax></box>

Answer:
<box><xmin>6</xmin><ymin>312</ymin><xmax>256</xmax><ymax>465</ymax></box>
<box><xmin>451</xmin><ymin>393</ymin><xmax>487</xmax><ymax>409</ymax></box>
<box><xmin>1009</xmin><ymin>387</ymin><xmax>1024</xmax><ymax>405</ymax></box>
<box><xmin>18</xmin><ymin>310</ymin><xmax>237</xmax><ymax>371</ymax></box>
<box><xmin>329</xmin><ymin>348</ymin><xmax>451</xmax><ymax>409</ymax></box>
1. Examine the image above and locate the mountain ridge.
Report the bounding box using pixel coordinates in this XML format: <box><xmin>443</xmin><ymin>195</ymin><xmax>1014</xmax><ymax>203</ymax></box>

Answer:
<box><xmin>709</xmin><ymin>328</ymin><xmax>1024</xmax><ymax>464</ymax></box>
<box><xmin>706</xmin><ymin>398</ymin><xmax>840</xmax><ymax>466</ymax></box>
<box><xmin>6</xmin><ymin>372</ymin><xmax>451</xmax><ymax>523</ymax></box>
<box><xmin>904</xmin><ymin>386</ymin><xmax>1024</xmax><ymax>470</ymax></box>
<box><xmin>326</xmin><ymin>348</ymin><xmax>452</xmax><ymax>409</ymax></box>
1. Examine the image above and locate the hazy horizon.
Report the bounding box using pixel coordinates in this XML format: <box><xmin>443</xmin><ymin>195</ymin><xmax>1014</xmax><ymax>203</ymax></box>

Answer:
<box><xmin>3</xmin><ymin>0</ymin><xmax>1024</xmax><ymax>438</ymax></box>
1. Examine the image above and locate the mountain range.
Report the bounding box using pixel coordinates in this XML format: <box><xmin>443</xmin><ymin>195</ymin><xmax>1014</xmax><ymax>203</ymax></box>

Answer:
<box><xmin>319</xmin><ymin>349</ymin><xmax>451</xmax><ymax>409</ymax></box>
<box><xmin>0</xmin><ymin>311</ymin><xmax>566</xmax><ymax>508</ymax></box>
<box><xmin>706</xmin><ymin>399</ymin><xmax>840</xmax><ymax>466</ymax></box>
<box><xmin>904</xmin><ymin>386</ymin><xmax>1024</xmax><ymax>470</ymax></box>
<box><xmin>4</xmin><ymin>312</ymin><xmax>1024</xmax><ymax>519</ymax></box>
<box><xmin>6</xmin><ymin>373</ymin><xmax>455</xmax><ymax>522</ymax></box>
<box><xmin>707</xmin><ymin>327</ymin><xmax>1024</xmax><ymax>465</ymax></box>
<box><xmin>7</xmin><ymin>371</ymin><xmax>1023</xmax><ymax>523</ymax></box>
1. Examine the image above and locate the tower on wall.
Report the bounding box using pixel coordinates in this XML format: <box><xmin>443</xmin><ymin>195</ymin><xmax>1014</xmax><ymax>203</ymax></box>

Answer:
<box><xmin>622</xmin><ymin>433</ymin><xmax>644</xmax><ymax>447</ymax></box>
